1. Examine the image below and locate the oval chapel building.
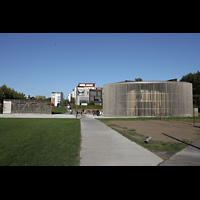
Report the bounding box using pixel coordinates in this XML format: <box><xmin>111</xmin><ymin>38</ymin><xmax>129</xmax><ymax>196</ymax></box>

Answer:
<box><xmin>103</xmin><ymin>81</ymin><xmax>193</xmax><ymax>117</ymax></box>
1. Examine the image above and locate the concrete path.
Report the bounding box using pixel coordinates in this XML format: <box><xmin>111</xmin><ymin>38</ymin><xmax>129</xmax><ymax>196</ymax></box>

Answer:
<box><xmin>80</xmin><ymin>116</ymin><xmax>163</xmax><ymax>166</ymax></box>
<box><xmin>0</xmin><ymin>113</ymin><xmax>75</xmax><ymax>118</ymax></box>
<box><xmin>160</xmin><ymin>138</ymin><xmax>200</xmax><ymax>166</ymax></box>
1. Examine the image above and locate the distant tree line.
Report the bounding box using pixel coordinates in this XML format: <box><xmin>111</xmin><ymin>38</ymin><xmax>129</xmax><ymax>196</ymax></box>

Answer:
<box><xmin>0</xmin><ymin>84</ymin><xmax>26</xmax><ymax>101</ymax></box>
<box><xmin>135</xmin><ymin>78</ymin><xmax>143</xmax><ymax>81</ymax></box>
<box><xmin>31</xmin><ymin>95</ymin><xmax>51</xmax><ymax>101</ymax></box>
<box><xmin>180</xmin><ymin>70</ymin><xmax>200</xmax><ymax>110</ymax></box>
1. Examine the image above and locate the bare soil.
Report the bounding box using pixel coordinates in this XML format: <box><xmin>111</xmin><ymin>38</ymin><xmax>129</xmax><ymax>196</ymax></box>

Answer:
<box><xmin>104</xmin><ymin>120</ymin><xmax>200</xmax><ymax>143</ymax></box>
<box><xmin>103</xmin><ymin>119</ymin><xmax>200</xmax><ymax>160</ymax></box>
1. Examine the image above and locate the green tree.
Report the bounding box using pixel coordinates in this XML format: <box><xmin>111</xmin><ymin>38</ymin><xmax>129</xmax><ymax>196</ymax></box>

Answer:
<box><xmin>180</xmin><ymin>70</ymin><xmax>200</xmax><ymax>109</ymax></box>
<box><xmin>70</xmin><ymin>97</ymin><xmax>75</xmax><ymax>104</ymax></box>
<box><xmin>35</xmin><ymin>95</ymin><xmax>46</xmax><ymax>100</ymax></box>
<box><xmin>135</xmin><ymin>78</ymin><xmax>143</xmax><ymax>81</ymax></box>
<box><xmin>0</xmin><ymin>84</ymin><xmax>26</xmax><ymax>101</ymax></box>
<box><xmin>180</xmin><ymin>70</ymin><xmax>200</xmax><ymax>95</ymax></box>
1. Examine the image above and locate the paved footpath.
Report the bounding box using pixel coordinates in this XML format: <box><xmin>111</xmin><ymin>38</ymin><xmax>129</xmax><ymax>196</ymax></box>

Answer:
<box><xmin>80</xmin><ymin>116</ymin><xmax>163</xmax><ymax>166</ymax></box>
<box><xmin>160</xmin><ymin>138</ymin><xmax>200</xmax><ymax>166</ymax></box>
<box><xmin>0</xmin><ymin>113</ymin><xmax>75</xmax><ymax>118</ymax></box>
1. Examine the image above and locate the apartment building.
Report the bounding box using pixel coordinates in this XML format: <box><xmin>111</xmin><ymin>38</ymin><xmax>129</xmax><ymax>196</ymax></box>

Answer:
<box><xmin>71</xmin><ymin>83</ymin><xmax>103</xmax><ymax>105</ymax></box>
<box><xmin>76</xmin><ymin>83</ymin><xmax>96</xmax><ymax>105</ymax></box>
<box><xmin>51</xmin><ymin>92</ymin><xmax>64</xmax><ymax>107</ymax></box>
<box><xmin>89</xmin><ymin>88</ymin><xmax>103</xmax><ymax>105</ymax></box>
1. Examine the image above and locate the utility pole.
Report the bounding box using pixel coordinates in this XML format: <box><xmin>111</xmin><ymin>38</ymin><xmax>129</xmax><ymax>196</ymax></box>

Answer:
<box><xmin>160</xmin><ymin>104</ymin><xmax>162</xmax><ymax>120</ymax></box>
<box><xmin>193</xmin><ymin>107</ymin><xmax>195</xmax><ymax>126</ymax></box>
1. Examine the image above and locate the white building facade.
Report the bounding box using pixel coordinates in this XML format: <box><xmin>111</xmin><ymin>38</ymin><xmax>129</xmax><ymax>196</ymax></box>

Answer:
<box><xmin>73</xmin><ymin>83</ymin><xmax>96</xmax><ymax>105</ymax></box>
<box><xmin>51</xmin><ymin>92</ymin><xmax>64</xmax><ymax>107</ymax></box>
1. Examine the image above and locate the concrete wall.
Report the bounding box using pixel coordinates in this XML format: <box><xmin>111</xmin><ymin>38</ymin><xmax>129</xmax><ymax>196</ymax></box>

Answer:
<box><xmin>3</xmin><ymin>99</ymin><xmax>52</xmax><ymax>114</ymax></box>
<box><xmin>3</xmin><ymin>100</ymin><xmax>11</xmax><ymax>114</ymax></box>
<box><xmin>103</xmin><ymin>81</ymin><xmax>193</xmax><ymax>117</ymax></box>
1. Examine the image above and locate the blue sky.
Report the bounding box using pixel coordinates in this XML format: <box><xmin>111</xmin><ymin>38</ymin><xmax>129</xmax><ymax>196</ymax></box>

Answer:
<box><xmin>0</xmin><ymin>33</ymin><xmax>200</xmax><ymax>98</ymax></box>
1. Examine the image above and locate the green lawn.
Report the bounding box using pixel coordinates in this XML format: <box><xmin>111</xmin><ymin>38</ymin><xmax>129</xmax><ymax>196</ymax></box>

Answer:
<box><xmin>98</xmin><ymin>116</ymin><xmax>200</xmax><ymax>122</ymax></box>
<box><xmin>0</xmin><ymin>118</ymin><xmax>81</xmax><ymax>166</ymax></box>
<box><xmin>52</xmin><ymin>107</ymin><xmax>67</xmax><ymax>114</ymax></box>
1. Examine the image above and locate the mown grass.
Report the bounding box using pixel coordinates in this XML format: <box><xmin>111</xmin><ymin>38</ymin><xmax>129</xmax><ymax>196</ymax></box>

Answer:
<box><xmin>98</xmin><ymin>116</ymin><xmax>200</xmax><ymax>122</ymax></box>
<box><xmin>0</xmin><ymin>118</ymin><xmax>81</xmax><ymax>166</ymax></box>
<box><xmin>52</xmin><ymin>107</ymin><xmax>67</xmax><ymax>114</ymax></box>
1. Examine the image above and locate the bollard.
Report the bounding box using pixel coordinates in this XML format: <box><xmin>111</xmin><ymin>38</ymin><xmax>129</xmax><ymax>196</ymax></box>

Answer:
<box><xmin>144</xmin><ymin>137</ymin><xmax>152</xmax><ymax>144</ymax></box>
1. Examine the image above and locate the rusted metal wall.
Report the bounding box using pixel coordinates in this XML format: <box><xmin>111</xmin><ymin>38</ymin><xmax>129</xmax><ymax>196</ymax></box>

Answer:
<box><xmin>103</xmin><ymin>82</ymin><xmax>193</xmax><ymax>117</ymax></box>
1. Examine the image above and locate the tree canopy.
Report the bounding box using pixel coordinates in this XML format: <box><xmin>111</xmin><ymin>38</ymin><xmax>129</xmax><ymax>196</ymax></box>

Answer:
<box><xmin>180</xmin><ymin>70</ymin><xmax>200</xmax><ymax>109</ymax></box>
<box><xmin>135</xmin><ymin>78</ymin><xmax>143</xmax><ymax>81</ymax></box>
<box><xmin>0</xmin><ymin>84</ymin><xmax>26</xmax><ymax>101</ymax></box>
<box><xmin>180</xmin><ymin>70</ymin><xmax>200</xmax><ymax>95</ymax></box>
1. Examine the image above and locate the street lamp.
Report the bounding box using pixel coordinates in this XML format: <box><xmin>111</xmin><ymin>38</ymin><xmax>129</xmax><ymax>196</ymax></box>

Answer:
<box><xmin>76</xmin><ymin>89</ymin><xmax>83</xmax><ymax>119</ymax></box>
